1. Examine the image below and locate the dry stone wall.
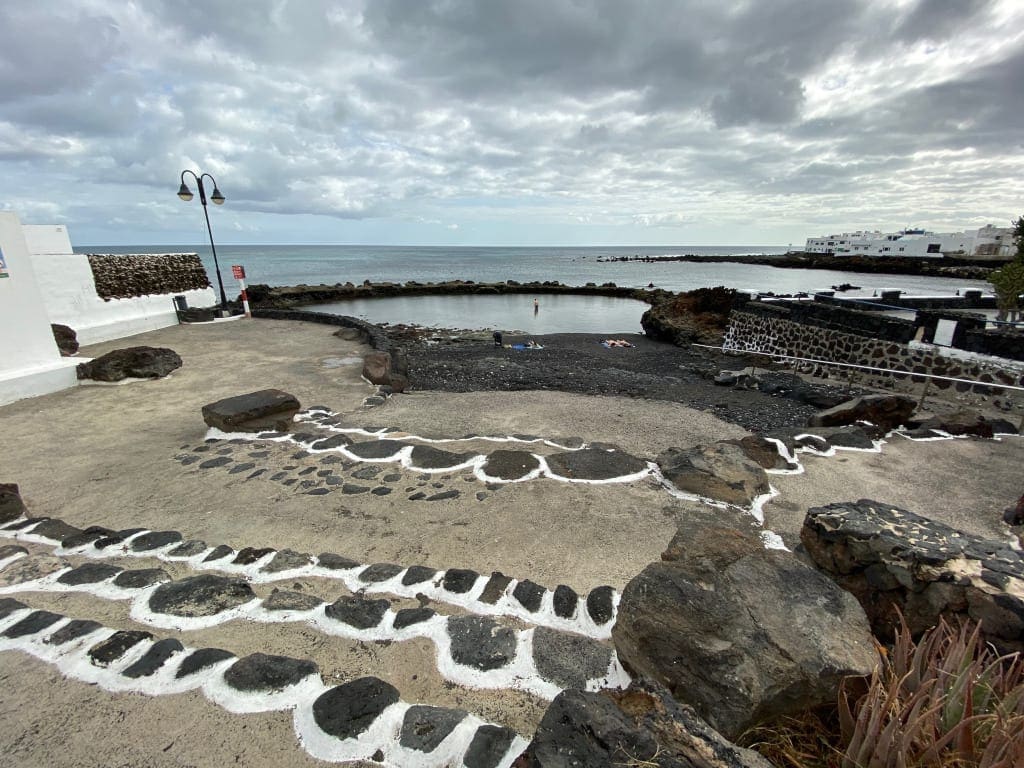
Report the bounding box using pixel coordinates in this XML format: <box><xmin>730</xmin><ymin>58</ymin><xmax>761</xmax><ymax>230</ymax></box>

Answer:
<box><xmin>87</xmin><ymin>253</ymin><xmax>210</xmax><ymax>300</ymax></box>
<box><xmin>724</xmin><ymin>306</ymin><xmax>1024</xmax><ymax>405</ymax></box>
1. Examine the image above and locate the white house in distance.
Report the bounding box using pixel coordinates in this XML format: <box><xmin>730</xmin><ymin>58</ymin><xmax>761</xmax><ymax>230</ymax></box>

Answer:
<box><xmin>805</xmin><ymin>225</ymin><xmax>1016</xmax><ymax>259</ymax></box>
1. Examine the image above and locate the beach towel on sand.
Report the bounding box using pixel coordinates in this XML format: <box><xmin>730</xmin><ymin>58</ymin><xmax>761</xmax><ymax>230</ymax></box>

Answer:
<box><xmin>511</xmin><ymin>343</ymin><xmax>544</xmax><ymax>350</ymax></box>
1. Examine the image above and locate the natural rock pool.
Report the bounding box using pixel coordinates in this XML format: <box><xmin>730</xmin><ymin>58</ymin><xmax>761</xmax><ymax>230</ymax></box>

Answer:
<box><xmin>305</xmin><ymin>293</ymin><xmax>650</xmax><ymax>333</ymax></box>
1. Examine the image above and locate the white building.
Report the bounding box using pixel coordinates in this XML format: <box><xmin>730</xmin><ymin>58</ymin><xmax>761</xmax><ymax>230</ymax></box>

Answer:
<box><xmin>805</xmin><ymin>226</ymin><xmax>1016</xmax><ymax>259</ymax></box>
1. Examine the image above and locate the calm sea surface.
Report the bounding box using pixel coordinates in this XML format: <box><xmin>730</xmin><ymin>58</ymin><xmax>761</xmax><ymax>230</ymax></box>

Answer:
<box><xmin>77</xmin><ymin>244</ymin><xmax>993</xmax><ymax>333</ymax></box>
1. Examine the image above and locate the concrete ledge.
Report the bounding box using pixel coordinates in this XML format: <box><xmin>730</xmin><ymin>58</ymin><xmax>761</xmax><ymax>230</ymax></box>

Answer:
<box><xmin>0</xmin><ymin>358</ymin><xmax>81</xmax><ymax>406</ymax></box>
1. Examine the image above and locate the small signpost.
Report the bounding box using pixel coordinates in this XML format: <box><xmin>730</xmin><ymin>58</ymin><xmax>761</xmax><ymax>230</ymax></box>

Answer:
<box><xmin>232</xmin><ymin>265</ymin><xmax>251</xmax><ymax>317</ymax></box>
<box><xmin>0</xmin><ymin>246</ymin><xmax>9</xmax><ymax>278</ymax></box>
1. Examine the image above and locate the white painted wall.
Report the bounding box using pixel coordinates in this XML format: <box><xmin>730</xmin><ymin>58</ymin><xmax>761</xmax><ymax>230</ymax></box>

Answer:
<box><xmin>0</xmin><ymin>213</ymin><xmax>79</xmax><ymax>405</ymax></box>
<box><xmin>22</xmin><ymin>225</ymin><xmax>217</xmax><ymax>344</ymax></box>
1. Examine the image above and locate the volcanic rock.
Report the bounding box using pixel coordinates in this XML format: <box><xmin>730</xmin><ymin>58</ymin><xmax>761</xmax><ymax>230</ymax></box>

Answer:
<box><xmin>807</xmin><ymin>394</ymin><xmax>916</xmax><ymax>432</ymax></box>
<box><xmin>149</xmin><ymin>575</ymin><xmax>256</xmax><ymax>617</ymax></box>
<box><xmin>51</xmin><ymin>324</ymin><xmax>79</xmax><ymax>356</ymax></box>
<box><xmin>656</xmin><ymin>443</ymin><xmax>770</xmax><ymax>507</ymax></box>
<box><xmin>802</xmin><ymin>499</ymin><xmax>1024</xmax><ymax>652</ymax></box>
<box><xmin>201</xmin><ymin>389</ymin><xmax>301</xmax><ymax>432</ymax></box>
<box><xmin>613</xmin><ymin>525</ymin><xmax>877</xmax><ymax>739</ymax></box>
<box><xmin>521</xmin><ymin>679</ymin><xmax>772</xmax><ymax>768</ymax></box>
<box><xmin>77</xmin><ymin>346</ymin><xmax>182</xmax><ymax>381</ymax></box>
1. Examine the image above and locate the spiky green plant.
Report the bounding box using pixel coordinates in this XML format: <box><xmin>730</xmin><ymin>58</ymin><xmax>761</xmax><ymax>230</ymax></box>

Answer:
<box><xmin>742</xmin><ymin>616</ymin><xmax>1024</xmax><ymax>768</ymax></box>
<box><xmin>838</xmin><ymin>615</ymin><xmax>1023</xmax><ymax>768</ymax></box>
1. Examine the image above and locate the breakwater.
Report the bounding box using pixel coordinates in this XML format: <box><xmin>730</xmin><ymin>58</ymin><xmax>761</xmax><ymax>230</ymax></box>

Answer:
<box><xmin>596</xmin><ymin>252</ymin><xmax>1000</xmax><ymax>280</ymax></box>
<box><xmin>246</xmin><ymin>279</ymin><xmax>664</xmax><ymax>310</ymax></box>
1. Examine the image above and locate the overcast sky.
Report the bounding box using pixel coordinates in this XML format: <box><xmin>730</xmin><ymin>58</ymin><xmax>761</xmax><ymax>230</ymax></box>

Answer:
<box><xmin>1</xmin><ymin>0</ymin><xmax>1022</xmax><ymax>246</ymax></box>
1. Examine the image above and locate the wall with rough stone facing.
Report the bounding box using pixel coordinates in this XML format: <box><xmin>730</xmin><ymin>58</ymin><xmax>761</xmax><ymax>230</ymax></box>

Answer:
<box><xmin>85</xmin><ymin>252</ymin><xmax>210</xmax><ymax>299</ymax></box>
<box><xmin>22</xmin><ymin>226</ymin><xmax>216</xmax><ymax>345</ymax></box>
<box><xmin>724</xmin><ymin>305</ymin><xmax>1024</xmax><ymax>407</ymax></box>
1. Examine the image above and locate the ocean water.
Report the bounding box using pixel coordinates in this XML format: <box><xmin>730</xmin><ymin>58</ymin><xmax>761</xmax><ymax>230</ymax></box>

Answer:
<box><xmin>76</xmin><ymin>244</ymin><xmax>993</xmax><ymax>332</ymax></box>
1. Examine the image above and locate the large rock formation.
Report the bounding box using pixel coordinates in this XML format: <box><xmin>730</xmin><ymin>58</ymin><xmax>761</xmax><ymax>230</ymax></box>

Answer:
<box><xmin>807</xmin><ymin>394</ymin><xmax>916</xmax><ymax>432</ymax></box>
<box><xmin>521</xmin><ymin>679</ymin><xmax>772</xmax><ymax>768</ymax></box>
<box><xmin>656</xmin><ymin>443</ymin><xmax>771</xmax><ymax>507</ymax></box>
<box><xmin>802</xmin><ymin>499</ymin><xmax>1024</xmax><ymax>652</ymax></box>
<box><xmin>201</xmin><ymin>389</ymin><xmax>301</xmax><ymax>432</ymax></box>
<box><xmin>641</xmin><ymin>287</ymin><xmax>744</xmax><ymax>346</ymax></box>
<box><xmin>613</xmin><ymin>525</ymin><xmax>878</xmax><ymax>740</ymax></box>
<box><xmin>76</xmin><ymin>347</ymin><xmax>182</xmax><ymax>382</ymax></box>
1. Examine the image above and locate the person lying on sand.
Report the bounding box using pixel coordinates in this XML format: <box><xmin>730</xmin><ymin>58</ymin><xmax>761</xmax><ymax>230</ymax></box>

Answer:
<box><xmin>602</xmin><ymin>339</ymin><xmax>635</xmax><ymax>348</ymax></box>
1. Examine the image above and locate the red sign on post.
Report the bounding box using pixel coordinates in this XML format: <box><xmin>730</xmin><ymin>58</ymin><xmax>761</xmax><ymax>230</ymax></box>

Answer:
<box><xmin>231</xmin><ymin>265</ymin><xmax>246</xmax><ymax>279</ymax></box>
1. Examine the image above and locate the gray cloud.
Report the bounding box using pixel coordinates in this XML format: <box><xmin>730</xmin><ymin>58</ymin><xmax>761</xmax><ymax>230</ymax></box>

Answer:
<box><xmin>0</xmin><ymin>0</ymin><xmax>1020</xmax><ymax>245</ymax></box>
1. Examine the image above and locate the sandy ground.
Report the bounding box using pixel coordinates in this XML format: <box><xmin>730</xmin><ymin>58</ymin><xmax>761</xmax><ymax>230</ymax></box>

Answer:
<box><xmin>1</xmin><ymin>317</ymin><xmax>1021</xmax><ymax>767</ymax></box>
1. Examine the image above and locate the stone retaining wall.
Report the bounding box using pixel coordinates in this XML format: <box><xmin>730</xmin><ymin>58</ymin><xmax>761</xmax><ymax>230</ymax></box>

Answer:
<box><xmin>87</xmin><ymin>253</ymin><xmax>210</xmax><ymax>300</ymax></box>
<box><xmin>724</xmin><ymin>307</ymin><xmax>1024</xmax><ymax>404</ymax></box>
<box><xmin>250</xmin><ymin>309</ymin><xmax>391</xmax><ymax>351</ymax></box>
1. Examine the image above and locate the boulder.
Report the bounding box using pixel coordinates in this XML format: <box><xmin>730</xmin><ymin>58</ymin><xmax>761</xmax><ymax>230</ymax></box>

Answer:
<box><xmin>0</xmin><ymin>483</ymin><xmax>28</xmax><ymax>525</ymax></box>
<box><xmin>201</xmin><ymin>389</ymin><xmax>301</xmax><ymax>432</ymax></box>
<box><xmin>656</xmin><ymin>443</ymin><xmax>770</xmax><ymax>507</ymax></box>
<box><xmin>910</xmin><ymin>409</ymin><xmax>1002</xmax><ymax>438</ymax></box>
<box><xmin>721</xmin><ymin>434</ymin><xmax>794</xmax><ymax>471</ymax></box>
<box><xmin>1004</xmin><ymin>494</ymin><xmax>1024</xmax><ymax>526</ymax></box>
<box><xmin>51</xmin><ymin>324</ymin><xmax>79</xmax><ymax>356</ymax></box>
<box><xmin>613</xmin><ymin>525</ymin><xmax>878</xmax><ymax>740</ymax></box>
<box><xmin>361</xmin><ymin>351</ymin><xmax>391</xmax><ymax>385</ymax></box>
<box><xmin>76</xmin><ymin>346</ymin><xmax>182</xmax><ymax>382</ymax></box>
<box><xmin>521</xmin><ymin>679</ymin><xmax>772</xmax><ymax>768</ymax></box>
<box><xmin>807</xmin><ymin>394</ymin><xmax>916</xmax><ymax>432</ymax></box>
<box><xmin>802</xmin><ymin>499</ymin><xmax>1024</xmax><ymax>653</ymax></box>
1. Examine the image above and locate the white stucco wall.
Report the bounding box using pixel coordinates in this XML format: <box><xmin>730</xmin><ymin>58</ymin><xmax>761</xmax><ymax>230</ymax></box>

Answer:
<box><xmin>0</xmin><ymin>213</ymin><xmax>79</xmax><ymax>405</ymax></box>
<box><xmin>22</xmin><ymin>225</ymin><xmax>217</xmax><ymax>344</ymax></box>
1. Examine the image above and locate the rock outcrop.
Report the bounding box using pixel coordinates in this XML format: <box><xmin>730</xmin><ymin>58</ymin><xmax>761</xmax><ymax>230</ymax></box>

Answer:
<box><xmin>908</xmin><ymin>409</ymin><xmax>1013</xmax><ymax>439</ymax></box>
<box><xmin>613</xmin><ymin>525</ymin><xmax>878</xmax><ymax>740</ymax></box>
<box><xmin>802</xmin><ymin>499</ymin><xmax>1024</xmax><ymax>652</ymax></box>
<box><xmin>76</xmin><ymin>347</ymin><xmax>182</xmax><ymax>381</ymax></box>
<box><xmin>656</xmin><ymin>443</ymin><xmax>771</xmax><ymax>507</ymax></box>
<box><xmin>201</xmin><ymin>389</ymin><xmax>301</xmax><ymax>433</ymax></box>
<box><xmin>641</xmin><ymin>287</ymin><xmax>744</xmax><ymax>346</ymax></box>
<box><xmin>807</xmin><ymin>394</ymin><xmax>916</xmax><ymax>432</ymax></box>
<box><xmin>520</xmin><ymin>679</ymin><xmax>773</xmax><ymax>768</ymax></box>
<box><xmin>51</xmin><ymin>324</ymin><xmax>79</xmax><ymax>356</ymax></box>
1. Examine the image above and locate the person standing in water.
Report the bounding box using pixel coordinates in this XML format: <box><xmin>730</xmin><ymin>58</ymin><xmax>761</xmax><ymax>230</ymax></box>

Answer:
<box><xmin>533</xmin><ymin>298</ymin><xmax>539</xmax><ymax>314</ymax></box>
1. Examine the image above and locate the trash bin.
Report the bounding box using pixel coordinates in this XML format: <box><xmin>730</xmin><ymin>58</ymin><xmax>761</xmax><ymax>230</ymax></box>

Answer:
<box><xmin>172</xmin><ymin>295</ymin><xmax>188</xmax><ymax>312</ymax></box>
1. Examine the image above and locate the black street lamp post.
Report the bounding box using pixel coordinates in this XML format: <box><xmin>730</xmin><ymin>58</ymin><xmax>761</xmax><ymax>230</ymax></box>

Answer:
<box><xmin>177</xmin><ymin>170</ymin><xmax>228</xmax><ymax>312</ymax></box>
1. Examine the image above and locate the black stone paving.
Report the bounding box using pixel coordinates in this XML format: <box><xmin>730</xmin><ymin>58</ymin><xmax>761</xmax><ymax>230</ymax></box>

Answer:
<box><xmin>586</xmin><ymin>586</ymin><xmax>615</xmax><ymax>625</ymax></box>
<box><xmin>263</xmin><ymin>590</ymin><xmax>324</xmax><ymax>612</ymax></box>
<box><xmin>0</xmin><ymin>597</ymin><xmax>27</xmax><ymax>619</ymax></box>
<box><xmin>149</xmin><ymin>575</ymin><xmax>256</xmax><ymax>618</ymax></box>
<box><xmin>122</xmin><ymin>638</ymin><xmax>185</xmax><ymax>678</ymax></box>
<box><xmin>223</xmin><ymin>652</ymin><xmax>318</xmax><ymax>692</ymax></box>
<box><xmin>552</xmin><ymin>585</ymin><xmax>579</xmax><ymax>619</ymax></box>
<box><xmin>317</xmin><ymin>552</ymin><xmax>360</xmax><ymax>570</ymax></box>
<box><xmin>2</xmin><ymin>610</ymin><xmax>63</xmax><ymax>638</ymax></box>
<box><xmin>57</xmin><ymin>562</ymin><xmax>122</xmax><ymax>586</ymax></box>
<box><xmin>325</xmin><ymin>596</ymin><xmax>389</xmax><ymax>629</ymax></box>
<box><xmin>359</xmin><ymin>563</ymin><xmax>403</xmax><ymax>582</ymax></box>
<box><xmin>393</xmin><ymin>607</ymin><xmax>435</xmax><ymax>629</ymax></box>
<box><xmin>544</xmin><ymin>448</ymin><xmax>647</xmax><ymax>480</ymax></box>
<box><xmin>130</xmin><ymin>530</ymin><xmax>183</xmax><ymax>551</ymax></box>
<box><xmin>512</xmin><ymin>580</ymin><xmax>545</xmax><ymax>612</ymax></box>
<box><xmin>88</xmin><ymin>630</ymin><xmax>154</xmax><ymax>666</ymax></box>
<box><xmin>176</xmin><ymin>648</ymin><xmax>236</xmax><ymax>678</ymax></box>
<box><xmin>479</xmin><ymin>573</ymin><xmax>512</xmax><ymax>604</ymax></box>
<box><xmin>262</xmin><ymin>549</ymin><xmax>312</xmax><ymax>573</ymax></box>
<box><xmin>401</xmin><ymin>565</ymin><xmax>437</xmax><ymax>586</ymax></box>
<box><xmin>346</xmin><ymin>440</ymin><xmax>409</xmax><ymax>459</ymax></box>
<box><xmin>399</xmin><ymin>705</ymin><xmax>467</xmax><ymax>753</ymax></box>
<box><xmin>464</xmin><ymin>724</ymin><xmax>518</xmax><ymax>768</ymax></box>
<box><xmin>313</xmin><ymin>677</ymin><xmax>400</xmax><ymax>740</ymax></box>
<box><xmin>447</xmin><ymin>616</ymin><xmax>516</xmax><ymax>671</ymax></box>
<box><xmin>45</xmin><ymin>619</ymin><xmax>102</xmax><ymax>645</ymax></box>
<box><xmin>113</xmin><ymin>568</ymin><xmax>169</xmax><ymax>589</ymax></box>
<box><xmin>531</xmin><ymin>627</ymin><xmax>612</xmax><ymax>689</ymax></box>
<box><xmin>482</xmin><ymin>450</ymin><xmax>540</xmax><ymax>481</ymax></box>
<box><xmin>443</xmin><ymin>569</ymin><xmax>479</xmax><ymax>594</ymax></box>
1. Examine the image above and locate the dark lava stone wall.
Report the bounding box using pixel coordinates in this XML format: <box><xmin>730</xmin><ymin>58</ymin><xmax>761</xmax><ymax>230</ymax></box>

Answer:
<box><xmin>725</xmin><ymin>308</ymin><xmax>1024</xmax><ymax>402</ymax></box>
<box><xmin>87</xmin><ymin>253</ymin><xmax>210</xmax><ymax>300</ymax></box>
